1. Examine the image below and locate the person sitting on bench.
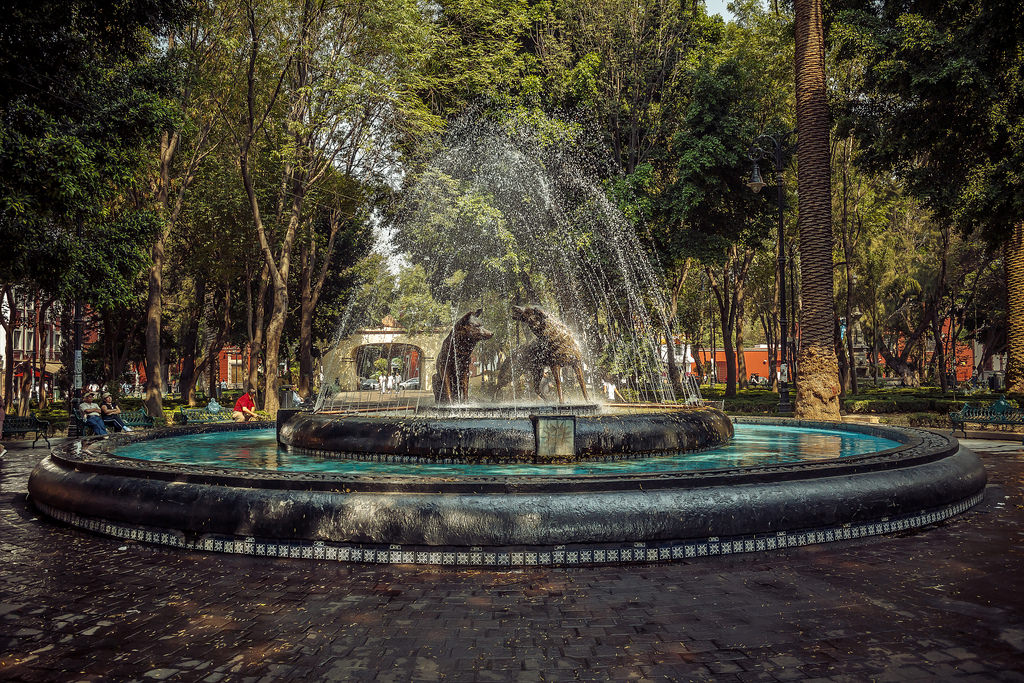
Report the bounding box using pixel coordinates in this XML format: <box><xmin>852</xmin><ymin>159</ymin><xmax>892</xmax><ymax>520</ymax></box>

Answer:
<box><xmin>80</xmin><ymin>391</ymin><xmax>108</xmax><ymax>435</ymax></box>
<box><xmin>100</xmin><ymin>393</ymin><xmax>131</xmax><ymax>432</ymax></box>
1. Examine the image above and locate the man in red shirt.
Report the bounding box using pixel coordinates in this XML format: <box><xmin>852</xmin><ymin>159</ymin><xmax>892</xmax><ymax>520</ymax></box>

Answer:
<box><xmin>233</xmin><ymin>390</ymin><xmax>258</xmax><ymax>422</ymax></box>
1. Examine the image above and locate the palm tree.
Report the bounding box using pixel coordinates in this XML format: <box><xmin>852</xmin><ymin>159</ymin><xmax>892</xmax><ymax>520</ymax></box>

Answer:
<box><xmin>1006</xmin><ymin>223</ymin><xmax>1024</xmax><ymax>392</ymax></box>
<box><xmin>793</xmin><ymin>0</ymin><xmax>841</xmax><ymax>419</ymax></box>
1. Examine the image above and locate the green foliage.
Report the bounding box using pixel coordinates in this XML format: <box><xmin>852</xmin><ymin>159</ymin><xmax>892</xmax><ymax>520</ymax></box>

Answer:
<box><xmin>335</xmin><ymin>254</ymin><xmax>402</xmax><ymax>337</ymax></box>
<box><xmin>880</xmin><ymin>412</ymin><xmax>951</xmax><ymax>428</ymax></box>
<box><xmin>394</xmin><ymin>168</ymin><xmax>528</xmax><ymax>303</ymax></box>
<box><xmin>836</xmin><ymin>0</ymin><xmax>1024</xmax><ymax>246</ymax></box>
<box><xmin>654</xmin><ymin>4</ymin><xmax>793</xmax><ymax>261</ymax></box>
<box><xmin>0</xmin><ymin>0</ymin><xmax>189</xmax><ymax>303</ymax></box>
<box><xmin>391</xmin><ymin>265</ymin><xmax>452</xmax><ymax>333</ymax></box>
<box><xmin>420</xmin><ymin>0</ymin><xmax>541</xmax><ymax>114</ymax></box>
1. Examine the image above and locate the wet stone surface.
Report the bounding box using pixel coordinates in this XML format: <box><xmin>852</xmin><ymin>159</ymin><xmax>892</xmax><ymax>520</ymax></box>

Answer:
<box><xmin>1</xmin><ymin>437</ymin><xmax>1023</xmax><ymax>681</ymax></box>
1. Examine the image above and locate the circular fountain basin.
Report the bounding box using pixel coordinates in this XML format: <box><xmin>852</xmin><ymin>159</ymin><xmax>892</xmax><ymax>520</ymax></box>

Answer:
<box><xmin>28</xmin><ymin>418</ymin><xmax>986</xmax><ymax>566</ymax></box>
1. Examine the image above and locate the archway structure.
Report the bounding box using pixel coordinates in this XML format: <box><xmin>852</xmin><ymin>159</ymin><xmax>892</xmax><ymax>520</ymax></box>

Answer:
<box><xmin>322</xmin><ymin>326</ymin><xmax>441</xmax><ymax>392</ymax></box>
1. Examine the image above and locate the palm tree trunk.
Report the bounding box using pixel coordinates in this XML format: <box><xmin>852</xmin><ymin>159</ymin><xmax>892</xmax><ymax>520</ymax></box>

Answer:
<box><xmin>1005</xmin><ymin>222</ymin><xmax>1024</xmax><ymax>392</ymax></box>
<box><xmin>793</xmin><ymin>0</ymin><xmax>841</xmax><ymax>419</ymax></box>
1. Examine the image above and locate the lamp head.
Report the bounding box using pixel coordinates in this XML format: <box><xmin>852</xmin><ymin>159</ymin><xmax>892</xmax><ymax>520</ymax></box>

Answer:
<box><xmin>746</xmin><ymin>162</ymin><xmax>766</xmax><ymax>193</ymax></box>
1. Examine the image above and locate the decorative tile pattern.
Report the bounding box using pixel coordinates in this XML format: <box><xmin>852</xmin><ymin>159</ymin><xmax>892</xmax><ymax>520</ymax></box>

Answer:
<box><xmin>57</xmin><ymin>489</ymin><xmax>976</xmax><ymax>568</ymax></box>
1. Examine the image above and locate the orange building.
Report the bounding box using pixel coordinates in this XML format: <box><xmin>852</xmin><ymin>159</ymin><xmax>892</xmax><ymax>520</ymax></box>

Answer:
<box><xmin>696</xmin><ymin>346</ymin><xmax>784</xmax><ymax>382</ymax></box>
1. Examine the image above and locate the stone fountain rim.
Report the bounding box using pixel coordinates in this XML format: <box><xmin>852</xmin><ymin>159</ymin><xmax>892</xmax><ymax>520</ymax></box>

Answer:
<box><xmin>42</xmin><ymin>417</ymin><xmax>955</xmax><ymax>495</ymax></box>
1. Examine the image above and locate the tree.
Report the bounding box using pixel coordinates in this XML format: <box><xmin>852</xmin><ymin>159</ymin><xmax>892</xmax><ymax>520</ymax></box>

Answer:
<box><xmin>535</xmin><ymin>0</ymin><xmax>697</xmax><ymax>175</ymax></box>
<box><xmin>837</xmin><ymin>0</ymin><xmax>1024</xmax><ymax>390</ymax></box>
<box><xmin>0</xmin><ymin>0</ymin><xmax>190</xmax><ymax>331</ymax></box>
<box><xmin>651</xmin><ymin>8</ymin><xmax>788</xmax><ymax>396</ymax></box>
<box><xmin>143</xmin><ymin>5</ymin><xmax>238</xmax><ymax>418</ymax></box>
<box><xmin>227</xmin><ymin>0</ymin><xmax>440</xmax><ymax>414</ymax></box>
<box><xmin>296</xmin><ymin>184</ymin><xmax>374</xmax><ymax>399</ymax></box>
<box><xmin>792</xmin><ymin>0</ymin><xmax>840</xmax><ymax>419</ymax></box>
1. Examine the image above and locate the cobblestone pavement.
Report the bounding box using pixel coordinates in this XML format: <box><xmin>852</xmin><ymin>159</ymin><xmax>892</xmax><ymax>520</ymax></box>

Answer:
<box><xmin>1</xmin><ymin>437</ymin><xmax>1022</xmax><ymax>682</ymax></box>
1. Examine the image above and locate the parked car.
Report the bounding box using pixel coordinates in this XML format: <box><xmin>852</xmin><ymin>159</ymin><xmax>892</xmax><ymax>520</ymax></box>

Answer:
<box><xmin>399</xmin><ymin>377</ymin><xmax>420</xmax><ymax>390</ymax></box>
<box><xmin>359</xmin><ymin>377</ymin><xmax>379</xmax><ymax>391</ymax></box>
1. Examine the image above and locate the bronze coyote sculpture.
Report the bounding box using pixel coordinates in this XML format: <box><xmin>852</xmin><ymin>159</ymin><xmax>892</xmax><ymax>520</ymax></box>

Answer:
<box><xmin>495</xmin><ymin>305</ymin><xmax>589</xmax><ymax>403</ymax></box>
<box><xmin>432</xmin><ymin>308</ymin><xmax>493</xmax><ymax>404</ymax></box>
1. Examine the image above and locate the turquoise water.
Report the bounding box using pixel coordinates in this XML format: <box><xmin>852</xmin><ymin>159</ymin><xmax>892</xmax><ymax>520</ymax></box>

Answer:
<box><xmin>111</xmin><ymin>424</ymin><xmax>901</xmax><ymax>477</ymax></box>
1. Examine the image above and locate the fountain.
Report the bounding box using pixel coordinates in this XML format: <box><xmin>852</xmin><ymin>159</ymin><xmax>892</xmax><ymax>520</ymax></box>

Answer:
<box><xmin>27</xmin><ymin>115</ymin><xmax>986</xmax><ymax>565</ymax></box>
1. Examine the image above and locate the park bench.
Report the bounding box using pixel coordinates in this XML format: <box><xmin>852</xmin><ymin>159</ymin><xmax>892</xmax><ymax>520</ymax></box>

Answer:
<box><xmin>178</xmin><ymin>404</ymin><xmax>235</xmax><ymax>425</ymax></box>
<box><xmin>2</xmin><ymin>413</ymin><xmax>51</xmax><ymax>447</ymax></box>
<box><xmin>117</xmin><ymin>408</ymin><xmax>156</xmax><ymax>429</ymax></box>
<box><xmin>949</xmin><ymin>395</ymin><xmax>1024</xmax><ymax>436</ymax></box>
<box><xmin>73</xmin><ymin>407</ymin><xmax>155</xmax><ymax>435</ymax></box>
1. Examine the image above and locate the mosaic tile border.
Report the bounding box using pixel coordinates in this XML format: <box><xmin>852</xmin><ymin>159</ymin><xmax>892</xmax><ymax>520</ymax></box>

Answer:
<box><xmin>33</xmin><ymin>491</ymin><xmax>984</xmax><ymax>567</ymax></box>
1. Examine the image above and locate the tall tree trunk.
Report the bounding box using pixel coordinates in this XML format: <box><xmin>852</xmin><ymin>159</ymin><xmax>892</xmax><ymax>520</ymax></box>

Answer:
<box><xmin>17</xmin><ymin>360</ymin><xmax>31</xmax><ymax>416</ymax></box>
<box><xmin>758</xmin><ymin>309</ymin><xmax>779</xmax><ymax>390</ymax></box>
<box><xmin>663</xmin><ymin>260</ymin><xmax>690</xmax><ymax>397</ymax></box>
<box><xmin>932</xmin><ymin>226</ymin><xmax>951</xmax><ymax>391</ymax></box>
<box><xmin>143</xmin><ymin>130</ymin><xmax>181</xmax><ymax>419</ymax></box>
<box><xmin>238</xmin><ymin>4</ymin><xmax>312</xmax><ymax>415</ymax></box>
<box><xmin>260</xmin><ymin>207</ymin><xmax>300</xmax><ymax>416</ymax></box>
<box><xmin>298</xmin><ymin>241</ymin><xmax>314</xmax><ymax>399</ymax></box>
<box><xmin>26</xmin><ymin>294</ymin><xmax>40</xmax><ymax>415</ymax></box>
<box><xmin>708</xmin><ymin>259</ymin><xmax>738</xmax><ymax>397</ymax></box>
<box><xmin>178</xmin><ymin>279</ymin><xmax>207</xmax><ymax>406</ymax></box>
<box><xmin>36</xmin><ymin>299</ymin><xmax>53</xmax><ymax>409</ymax></box>
<box><xmin>930</xmin><ymin>307</ymin><xmax>947</xmax><ymax>391</ymax></box>
<box><xmin>1004</xmin><ymin>221</ymin><xmax>1024</xmax><ymax>392</ymax></box>
<box><xmin>835</xmin><ymin>309</ymin><xmax>849</xmax><ymax>397</ymax></box>
<box><xmin>793</xmin><ymin>0</ymin><xmax>840</xmax><ymax>419</ymax></box>
<box><xmin>1</xmin><ymin>286</ymin><xmax>13</xmax><ymax>410</ymax></box>
<box><xmin>246</xmin><ymin>263</ymin><xmax>269</xmax><ymax>399</ymax></box>
<box><xmin>207</xmin><ymin>286</ymin><xmax>232</xmax><ymax>399</ymax></box>
<box><xmin>735</xmin><ymin>279</ymin><xmax>747</xmax><ymax>390</ymax></box>
<box><xmin>143</xmin><ymin>268</ymin><xmax>163</xmax><ymax>410</ymax></box>
<box><xmin>839</xmin><ymin>137</ymin><xmax>859</xmax><ymax>395</ymax></box>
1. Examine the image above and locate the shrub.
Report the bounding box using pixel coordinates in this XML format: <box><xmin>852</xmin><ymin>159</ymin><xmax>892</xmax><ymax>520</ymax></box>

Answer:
<box><xmin>844</xmin><ymin>399</ymin><xmax>898</xmax><ymax>413</ymax></box>
<box><xmin>881</xmin><ymin>412</ymin><xmax>951</xmax><ymax>428</ymax></box>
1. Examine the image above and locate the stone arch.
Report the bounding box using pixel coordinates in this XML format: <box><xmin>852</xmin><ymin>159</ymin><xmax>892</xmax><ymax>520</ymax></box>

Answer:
<box><xmin>322</xmin><ymin>329</ymin><xmax>441</xmax><ymax>392</ymax></box>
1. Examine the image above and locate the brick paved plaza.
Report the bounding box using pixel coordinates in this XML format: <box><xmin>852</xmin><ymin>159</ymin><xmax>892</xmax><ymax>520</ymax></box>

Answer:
<box><xmin>1</xmin><ymin>436</ymin><xmax>1023</xmax><ymax>682</ymax></box>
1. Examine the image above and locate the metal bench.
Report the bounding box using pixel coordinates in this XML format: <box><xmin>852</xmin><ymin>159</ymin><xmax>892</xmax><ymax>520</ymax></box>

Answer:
<box><xmin>179</xmin><ymin>405</ymin><xmax>234</xmax><ymax>425</ymax></box>
<box><xmin>114</xmin><ymin>408</ymin><xmax>155</xmax><ymax>430</ymax></box>
<box><xmin>73</xmin><ymin>407</ymin><xmax>108</xmax><ymax>436</ymax></box>
<box><xmin>2</xmin><ymin>413</ymin><xmax>51</xmax><ymax>446</ymax></box>
<box><xmin>74</xmin><ymin>407</ymin><xmax>156</xmax><ymax>435</ymax></box>
<box><xmin>949</xmin><ymin>395</ymin><xmax>1024</xmax><ymax>436</ymax></box>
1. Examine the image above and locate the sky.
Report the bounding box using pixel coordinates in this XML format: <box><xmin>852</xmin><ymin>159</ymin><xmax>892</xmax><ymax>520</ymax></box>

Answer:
<box><xmin>705</xmin><ymin>0</ymin><xmax>735</xmax><ymax>19</ymax></box>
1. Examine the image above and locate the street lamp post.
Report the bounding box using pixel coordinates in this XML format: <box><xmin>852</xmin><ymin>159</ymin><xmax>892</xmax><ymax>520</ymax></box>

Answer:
<box><xmin>69</xmin><ymin>220</ymin><xmax>85</xmax><ymax>436</ymax></box>
<box><xmin>747</xmin><ymin>132</ymin><xmax>795</xmax><ymax>413</ymax></box>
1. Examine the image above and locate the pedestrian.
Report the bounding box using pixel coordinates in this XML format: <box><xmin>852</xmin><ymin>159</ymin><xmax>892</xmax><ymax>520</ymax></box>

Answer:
<box><xmin>603</xmin><ymin>379</ymin><xmax>617</xmax><ymax>402</ymax></box>
<box><xmin>79</xmin><ymin>391</ymin><xmax>108</xmax><ymax>435</ymax></box>
<box><xmin>0</xmin><ymin>402</ymin><xmax>6</xmax><ymax>458</ymax></box>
